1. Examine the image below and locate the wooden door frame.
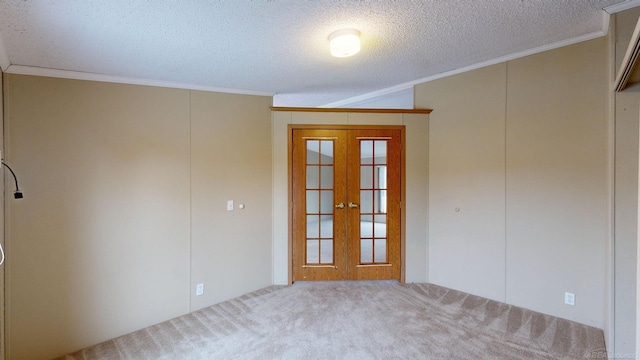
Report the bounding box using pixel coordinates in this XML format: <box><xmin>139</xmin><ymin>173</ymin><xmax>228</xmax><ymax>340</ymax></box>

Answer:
<box><xmin>287</xmin><ymin>124</ymin><xmax>406</xmax><ymax>284</ymax></box>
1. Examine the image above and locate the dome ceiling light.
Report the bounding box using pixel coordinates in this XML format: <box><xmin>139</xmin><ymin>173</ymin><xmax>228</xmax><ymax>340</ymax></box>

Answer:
<box><xmin>328</xmin><ymin>29</ymin><xmax>361</xmax><ymax>58</ymax></box>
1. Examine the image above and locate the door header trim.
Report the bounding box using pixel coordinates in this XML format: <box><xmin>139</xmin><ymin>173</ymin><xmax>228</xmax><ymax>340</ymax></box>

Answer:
<box><xmin>272</xmin><ymin>106</ymin><xmax>432</xmax><ymax>114</ymax></box>
<box><xmin>289</xmin><ymin>124</ymin><xmax>405</xmax><ymax>131</ymax></box>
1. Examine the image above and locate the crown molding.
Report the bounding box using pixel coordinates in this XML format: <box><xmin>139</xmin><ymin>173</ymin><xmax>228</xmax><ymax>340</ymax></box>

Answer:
<box><xmin>604</xmin><ymin>0</ymin><xmax>640</xmax><ymax>14</ymax></box>
<box><xmin>4</xmin><ymin>65</ymin><xmax>275</xmax><ymax>96</ymax></box>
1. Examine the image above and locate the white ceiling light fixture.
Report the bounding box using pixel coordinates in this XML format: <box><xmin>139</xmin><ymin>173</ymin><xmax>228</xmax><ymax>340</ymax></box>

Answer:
<box><xmin>329</xmin><ymin>29</ymin><xmax>361</xmax><ymax>58</ymax></box>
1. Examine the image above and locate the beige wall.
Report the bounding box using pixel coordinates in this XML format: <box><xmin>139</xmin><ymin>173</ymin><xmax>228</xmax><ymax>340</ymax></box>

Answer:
<box><xmin>3</xmin><ymin>74</ymin><xmax>272</xmax><ymax>360</ymax></box>
<box><xmin>189</xmin><ymin>91</ymin><xmax>272</xmax><ymax>311</ymax></box>
<box><xmin>505</xmin><ymin>37</ymin><xmax>608</xmax><ymax>329</ymax></box>
<box><xmin>415</xmin><ymin>38</ymin><xmax>609</xmax><ymax>329</ymax></box>
<box><xmin>418</xmin><ymin>63</ymin><xmax>507</xmax><ymax>302</ymax></box>
<box><xmin>271</xmin><ymin>111</ymin><xmax>429</xmax><ymax>284</ymax></box>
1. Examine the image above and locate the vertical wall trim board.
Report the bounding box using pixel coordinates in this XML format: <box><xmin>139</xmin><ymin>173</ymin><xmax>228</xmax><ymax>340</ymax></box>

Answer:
<box><xmin>504</xmin><ymin>62</ymin><xmax>509</xmax><ymax>303</ymax></box>
<box><xmin>0</xmin><ymin>71</ymin><xmax>5</xmax><ymax>360</ymax></box>
<box><xmin>271</xmin><ymin>112</ymin><xmax>274</xmax><ymax>284</ymax></box>
<box><xmin>607</xmin><ymin>14</ymin><xmax>617</xmax><ymax>354</ymax></box>
<box><xmin>188</xmin><ymin>90</ymin><xmax>193</xmax><ymax>313</ymax></box>
<box><xmin>3</xmin><ymin>74</ymin><xmax>10</xmax><ymax>360</ymax></box>
<box><xmin>612</xmin><ymin>8</ymin><xmax>640</xmax><ymax>355</ymax></box>
<box><xmin>637</xmin><ymin>108</ymin><xmax>640</xmax><ymax>360</ymax></box>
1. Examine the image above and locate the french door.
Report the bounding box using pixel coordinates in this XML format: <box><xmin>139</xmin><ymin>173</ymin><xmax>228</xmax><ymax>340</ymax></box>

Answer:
<box><xmin>291</xmin><ymin>127</ymin><xmax>402</xmax><ymax>281</ymax></box>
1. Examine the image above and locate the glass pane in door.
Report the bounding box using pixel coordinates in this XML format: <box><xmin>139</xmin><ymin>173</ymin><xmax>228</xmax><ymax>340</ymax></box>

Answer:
<box><xmin>305</xmin><ymin>140</ymin><xmax>335</xmax><ymax>264</ymax></box>
<box><xmin>359</xmin><ymin>140</ymin><xmax>388</xmax><ymax>264</ymax></box>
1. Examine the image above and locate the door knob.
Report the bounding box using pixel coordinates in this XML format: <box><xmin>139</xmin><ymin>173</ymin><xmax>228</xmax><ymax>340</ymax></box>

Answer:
<box><xmin>335</xmin><ymin>202</ymin><xmax>345</xmax><ymax>209</ymax></box>
<box><xmin>348</xmin><ymin>202</ymin><xmax>359</xmax><ymax>208</ymax></box>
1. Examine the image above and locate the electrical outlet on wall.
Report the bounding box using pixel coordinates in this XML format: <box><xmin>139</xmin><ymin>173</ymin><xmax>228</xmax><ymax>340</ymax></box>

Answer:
<box><xmin>196</xmin><ymin>283</ymin><xmax>204</xmax><ymax>296</ymax></box>
<box><xmin>227</xmin><ymin>200</ymin><xmax>234</xmax><ymax>211</ymax></box>
<box><xmin>564</xmin><ymin>292</ymin><xmax>575</xmax><ymax>306</ymax></box>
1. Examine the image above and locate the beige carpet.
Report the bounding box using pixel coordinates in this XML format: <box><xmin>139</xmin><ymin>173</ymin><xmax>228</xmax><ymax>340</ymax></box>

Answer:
<box><xmin>57</xmin><ymin>281</ymin><xmax>606</xmax><ymax>360</ymax></box>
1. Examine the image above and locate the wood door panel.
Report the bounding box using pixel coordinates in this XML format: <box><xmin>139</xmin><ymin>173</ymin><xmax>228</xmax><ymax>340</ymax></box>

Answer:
<box><xmin>292</xmin><ymin>129</ymin><xmax>347</xmax><ymax>281</ymax></box>
<box><xmin>347</xmin><ymin>129</ymin><xmax>402</xmax><ymax>280</ymax></box>
<box><xmin>291</xmin><ymin>127</ymin><xmax>402</xmax><ymax>281</ymax></box>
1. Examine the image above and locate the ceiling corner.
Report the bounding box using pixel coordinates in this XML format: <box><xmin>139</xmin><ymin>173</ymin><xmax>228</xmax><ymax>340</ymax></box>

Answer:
<box><xmin>0</xmin><ymin>30</ymin><xmax>10</xmax><ymax>71</ymax></box>
<box><xmin>320</xmin><ymin>84</ymin><xmax>414</xmax><ymax>108</ymax></box>
<box><xmin>601</xmin><ymin>9</ymin><xmax>612</xmax><ymax>35</ymax></box>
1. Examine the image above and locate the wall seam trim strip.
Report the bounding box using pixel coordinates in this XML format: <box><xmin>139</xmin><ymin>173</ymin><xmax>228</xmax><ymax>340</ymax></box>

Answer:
<box><xmin>188</xmin><ymin>90</ymin><xmax>193</xmax><ymax>313</ymax></box>
<box><xmin>504</xmin><ymin>61</ymin><xmax>509</xmax><ymax>304</ymax></box>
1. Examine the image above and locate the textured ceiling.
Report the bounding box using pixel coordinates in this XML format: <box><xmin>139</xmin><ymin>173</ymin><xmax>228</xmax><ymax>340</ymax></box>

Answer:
<box><xmin>0</xmin><ymin>0</ymin><xmax>631</xmax><ymax>107</ymax></box>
